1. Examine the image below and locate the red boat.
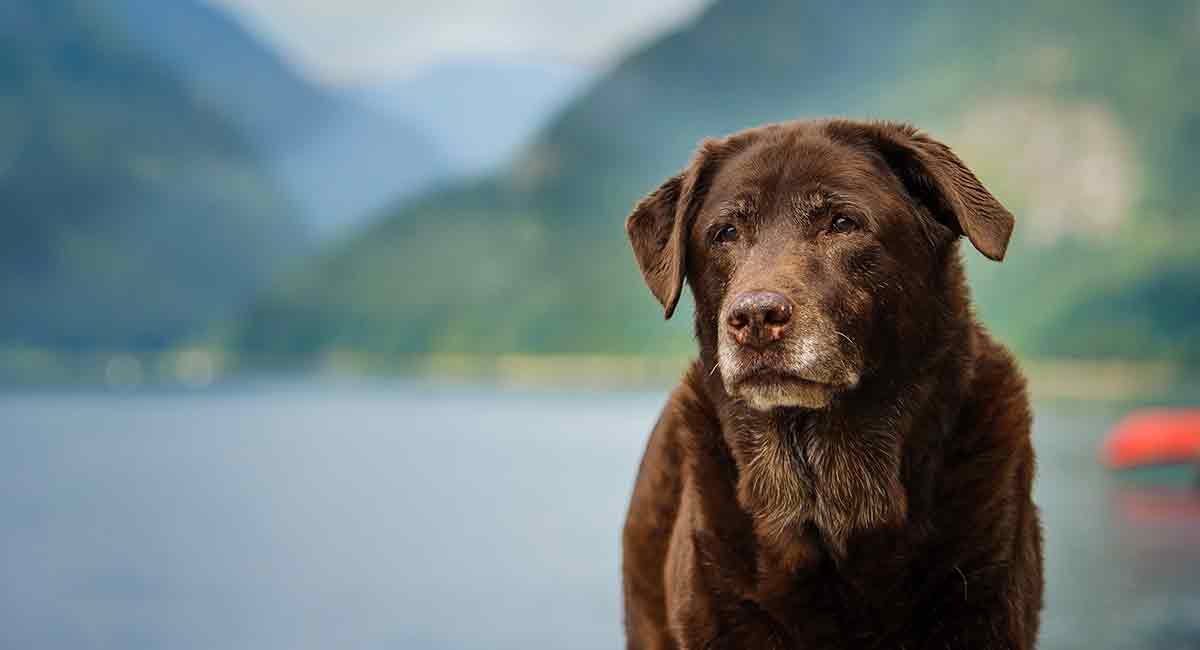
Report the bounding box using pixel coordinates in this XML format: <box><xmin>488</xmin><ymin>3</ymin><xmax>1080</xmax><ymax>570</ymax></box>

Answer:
<box><xmin>1102</xmin><ymin>409</ymin><xmax>1200</xmax><ymax>472</ymax></box>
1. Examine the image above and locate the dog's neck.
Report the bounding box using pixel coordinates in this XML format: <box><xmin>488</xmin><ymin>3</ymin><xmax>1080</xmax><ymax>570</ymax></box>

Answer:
<box><xmin>694</xmin><ymin>262</ymin><xmax>975</xmax><ymax>573</ymax></box>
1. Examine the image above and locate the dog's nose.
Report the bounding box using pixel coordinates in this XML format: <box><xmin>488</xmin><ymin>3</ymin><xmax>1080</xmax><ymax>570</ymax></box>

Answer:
<box><xmin>726</xmin><ymin>291</ymin><xmax>792</xmax><ymax>347</ymax></box>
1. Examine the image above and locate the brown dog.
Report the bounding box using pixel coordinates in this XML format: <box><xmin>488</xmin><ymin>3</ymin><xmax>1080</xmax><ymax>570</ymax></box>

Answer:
<box><xmin>621</xmin><ymin>120</ymin><xmax>1042</xmax><ymax>649</ymax></box>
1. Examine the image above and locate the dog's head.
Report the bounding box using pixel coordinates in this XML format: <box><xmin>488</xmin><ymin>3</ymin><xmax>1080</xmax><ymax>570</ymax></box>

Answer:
<box><xmin>626</xmin><ymin>120</ymin><xmax>1014</xmax><ymax>411</ymax></box>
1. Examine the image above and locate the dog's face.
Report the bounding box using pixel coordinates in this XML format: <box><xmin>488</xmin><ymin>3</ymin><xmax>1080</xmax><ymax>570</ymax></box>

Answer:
<box><xmin>695</xmin><ymin>139</ymin><xmax>916</xmax><ymax>410</ymax></box>
<box><xmin>627</xmin><ymin>120</ymin><xmax>1014</xmax><ymax>411</ymax></box>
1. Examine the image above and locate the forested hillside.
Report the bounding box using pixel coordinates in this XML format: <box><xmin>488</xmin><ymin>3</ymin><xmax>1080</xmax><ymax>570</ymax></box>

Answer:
<box><xmin>0</xmin><ymin>0</ymin><xmax>305</xmax><ymax>351</ymax></box>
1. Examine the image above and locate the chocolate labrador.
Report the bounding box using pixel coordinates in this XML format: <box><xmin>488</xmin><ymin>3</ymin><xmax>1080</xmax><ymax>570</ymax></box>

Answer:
<box><xmin>622</xmin><ymin>119</ymin><xmax>1042</xmax><ymax>648</ymax></box>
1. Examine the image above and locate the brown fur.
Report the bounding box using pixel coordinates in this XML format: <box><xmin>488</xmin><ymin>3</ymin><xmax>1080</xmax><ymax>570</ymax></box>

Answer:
<box><xmin>622</xmin><ymin>120</ymin><xmax>1042</xmax><ymax>649</ymax></box>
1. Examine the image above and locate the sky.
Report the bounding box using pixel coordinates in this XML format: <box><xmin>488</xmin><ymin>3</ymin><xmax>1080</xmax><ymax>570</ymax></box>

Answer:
<box><xmin>206</xmin><ymin>0</ymin><xmax>710</xmax><ymax>86</ymax></box>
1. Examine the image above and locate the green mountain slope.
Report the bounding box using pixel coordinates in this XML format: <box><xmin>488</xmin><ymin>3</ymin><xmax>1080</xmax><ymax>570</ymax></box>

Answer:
<box><xmin>234</xmin><ymin>0</ymin><xmax>1200</xmax><ymax>365</ymax></box>
<box><xmin>0</xmin><ymin>0</ymin><xmax>305</xmax><ymax>351</ymax></box>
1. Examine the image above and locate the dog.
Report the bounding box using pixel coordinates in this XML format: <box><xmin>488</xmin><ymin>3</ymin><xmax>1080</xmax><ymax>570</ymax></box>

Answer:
<box><xmin>621</xmin><ymin>119</ymin><xmax>1042</xmax><ymax>649</ymax></box>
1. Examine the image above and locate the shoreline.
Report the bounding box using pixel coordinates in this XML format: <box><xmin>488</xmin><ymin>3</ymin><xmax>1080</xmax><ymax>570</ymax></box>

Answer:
<box><xmin>1</xmin><ymin>346</ymin><xmax>1193</xmax><ymax>402</ymax></box>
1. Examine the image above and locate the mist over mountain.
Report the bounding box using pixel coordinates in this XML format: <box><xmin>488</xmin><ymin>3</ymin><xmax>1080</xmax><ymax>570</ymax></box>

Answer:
<box><xmin>0</xmin><ymin>0</ymin><xmax>305</xmax><ymax>351</ymax></box>
<box><xmin>108</xmin><ymin>0</ymin><xmax>448</xmax><ymax>232</ymax></box>
<box><xmin>356</xmin><ymin>59</ymin><xmax>592</xmax><ymax>175</ymax></box>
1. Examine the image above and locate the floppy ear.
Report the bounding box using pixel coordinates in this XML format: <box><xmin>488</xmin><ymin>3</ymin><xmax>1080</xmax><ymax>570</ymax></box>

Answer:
<box><xmin>625</xmin><ymin>141</ymin><xmax>722</xmax><ymax>318</ymax></box>
<box><xmin>833</xmin><ymin>121</ymin><xmax>1015</xmax><ymax>261</ymax></box>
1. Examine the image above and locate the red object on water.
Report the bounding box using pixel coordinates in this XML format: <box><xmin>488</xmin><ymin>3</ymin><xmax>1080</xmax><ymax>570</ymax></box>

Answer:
<box><xmin>1102</xmin><ymin>409</ymin><xmax>1200</xmax><ymax>469</ymax></box>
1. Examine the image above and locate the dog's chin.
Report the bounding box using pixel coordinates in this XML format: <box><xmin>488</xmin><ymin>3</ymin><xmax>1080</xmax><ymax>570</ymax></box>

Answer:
<box><xmin>717</xmin><ymin>338</ymin><xmax>861</xmax><ymax>411</ymax></box>
<box><xmin>731</xmin><ymin>376</ymin><xmax>836</xmax><ymax>411</ymax></box>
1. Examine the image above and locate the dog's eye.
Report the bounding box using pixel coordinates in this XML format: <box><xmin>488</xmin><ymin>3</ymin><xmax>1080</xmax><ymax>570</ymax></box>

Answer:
<box><xmin>831</xmin><ymin>215</ymin><xmax>859</xmax><ymax>233</ymax></box>
<box><xmin>713</xmin><ymin>225</ymin><xmax>739</xmax><ymax>244</ymax></box>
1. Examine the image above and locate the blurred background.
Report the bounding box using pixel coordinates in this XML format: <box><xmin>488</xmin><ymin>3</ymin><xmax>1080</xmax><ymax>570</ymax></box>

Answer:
<box><xmin>2</xmin><ymin>1</ymin><xmax>1199</xmax><ymax>648</ymax></box>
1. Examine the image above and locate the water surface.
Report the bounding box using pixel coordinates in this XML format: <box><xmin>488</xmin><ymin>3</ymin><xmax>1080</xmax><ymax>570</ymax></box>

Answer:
<box><xmin>2</xmin><ymin>383</ymin><xmax>1198</xmax><ymax>649</ymax></box>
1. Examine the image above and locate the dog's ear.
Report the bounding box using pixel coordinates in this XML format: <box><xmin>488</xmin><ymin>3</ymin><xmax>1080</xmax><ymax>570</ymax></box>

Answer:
<box><xmin>625</xmin><ymin>140</ymin><xmax>724</xmax><ymax>318</ymax></box>
<box><xmin>832</xmin><ymin>121</ymin><xmax>1015</xmax><ymax>261</ymax></box>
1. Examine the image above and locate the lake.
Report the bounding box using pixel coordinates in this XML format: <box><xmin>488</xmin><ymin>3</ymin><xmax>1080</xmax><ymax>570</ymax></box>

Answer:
<box><xmin>2</xmin><ymin>382</ymin><xmax>1198</xmax><ymax>649</ymax></box>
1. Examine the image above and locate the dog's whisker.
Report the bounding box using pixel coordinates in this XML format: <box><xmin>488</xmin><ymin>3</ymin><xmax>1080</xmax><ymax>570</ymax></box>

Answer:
<box><xmin>708</xmin><ymin>361</ymin><xmax>721</xmax><ymax>377</ymax></box>
<box><xmin>834</xmin><ymin>330</ymin><xmax>855</xmax><ymax>345</ymax></box>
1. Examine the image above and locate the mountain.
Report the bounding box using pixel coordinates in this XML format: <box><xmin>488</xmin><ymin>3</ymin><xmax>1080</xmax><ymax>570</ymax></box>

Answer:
<box><xmin>356</xmin><ymin>59</ymin><xmax>592</xmax><ymax>175</ymax></box>
<box><xmin>108</xmin><ymin>0</ymin><xmax>448</xmax><ymax>232</ymax></box>
<box><xmin>0</xmin><ymin>0</ymin><xmax>305</xmax><ymax>352</ymax></box>
<box><xmin>233</xmin><ymin>0</ymin><xmax>1200</xmax><ymax>366</ymax></box>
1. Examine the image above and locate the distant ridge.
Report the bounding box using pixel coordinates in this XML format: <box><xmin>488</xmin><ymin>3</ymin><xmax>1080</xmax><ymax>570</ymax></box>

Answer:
<box><xmin>109</xmin><ymin>0</ymin><xmax>449</xmax><ymax>232</ymax></box>
<box><xmin>357</xmin><ymin>59</ymin><xmax>592</xmax><ymax>175</ymax></box>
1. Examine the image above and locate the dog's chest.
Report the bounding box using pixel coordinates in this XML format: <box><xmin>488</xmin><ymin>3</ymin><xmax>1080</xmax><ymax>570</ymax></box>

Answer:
<box><xmin>682</xmin><ymin>523</ymin><xmax>922</xmax><ymax>648</ymax></box>
<box><xmin>685</xmin><ymin>416</ymin><xmax>921</xmax><ymax>643</ymax></box>
<box><xmin>730</xmin><ymin>415</ymin><xmax>908</xmax><ymax>561</ymax></box>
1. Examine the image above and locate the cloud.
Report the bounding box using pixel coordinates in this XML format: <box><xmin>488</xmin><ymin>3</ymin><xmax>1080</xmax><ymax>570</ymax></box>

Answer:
<box><xmin>206</xmin><ymin>0</ymin><xmax>709</xmax><ymax>84</ymax></box>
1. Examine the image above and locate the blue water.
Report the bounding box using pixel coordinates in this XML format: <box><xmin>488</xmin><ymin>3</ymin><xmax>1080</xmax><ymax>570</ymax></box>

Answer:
<box><xmin>1</xmin><ymin>382</ymin><xmax>1198</xmax><ymax>649</ymax></box>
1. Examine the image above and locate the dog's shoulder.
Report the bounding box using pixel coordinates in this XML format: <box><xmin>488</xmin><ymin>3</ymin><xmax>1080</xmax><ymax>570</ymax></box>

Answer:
<box><xmin>927</xmin><ymin>329</ymin><xmax>1042</xmax><ymax>644</ymax></box>
<box><xmin>934</xmin><ymin>326</ymin><xmax>1037</xmax><ymax>550</ymax></box>
<box><xmin>626</xmin><ymin>361</ymin><xmax>720</xmax><ymax>506</ymax></box>
<box><xmin>961</xmin><ymin>328</ymin><xmax>1033</xmax><ymax>452</ymax></box>
<box><xmin>622</xmin><ymin>360</ymin><xmax>720</xmax><ymax>646</ymax></box>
